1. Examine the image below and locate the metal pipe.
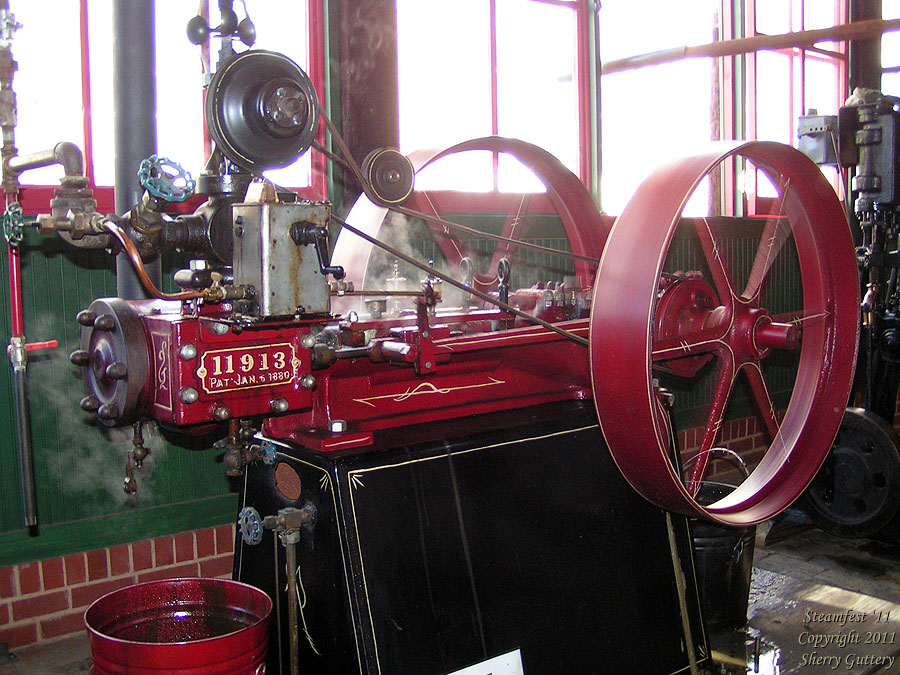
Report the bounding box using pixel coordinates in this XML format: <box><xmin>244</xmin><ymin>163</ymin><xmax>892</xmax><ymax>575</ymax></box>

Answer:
<box><xmin>10</xmin><ymin>344</ymin><xmax>35</xmax><ymax>526</ymax></box>
<box><xmin>283</xmin><ymin>530</ymin><xmax>301</xmax><ymax>675</ymax></box>
<box><xmin>78</xmin><ymin>0</ymin><xmax>94</xmax><ymax>184</ymax></box>
<box><xmin>602</xmin><ymin>17</ymin><xmax>900</xmax><ymax>75</ymax></box>
<box><xmin>0</xmin><ymin>2</ymin><xmax>36</xmax><ymax>530</ymax></box>
<box><xmin>7</xmin><ymin>239</ymin><xmax>21</xmax><ymax>335</ymax></box>
<box><xmin>112</xmin><ymin>0</ymin><xmax>159</xmax><ymax>299</ymax></box>
<box><xmin>5</xmin><ymin>141</ymin><xmax>84</xmax><ymax>177</ymax></box>
<box><xmin>102</xmin><ymin>221</ymin><xmax>205</xmax><ymax>301</ymax></box>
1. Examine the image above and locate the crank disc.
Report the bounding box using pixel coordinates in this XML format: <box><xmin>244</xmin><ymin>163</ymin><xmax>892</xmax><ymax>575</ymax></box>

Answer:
<box><xmin>802</xmin><ymin>408</ymin><xmax>900</xmax><ymax>537</ymax></box>
<box><xmin>331</xmin><ymin>136</ymin><xmax>608</xmax><ymax>316</ymax></box>
<box><xmin>590</xmin><ymin>141</ymin><xmax>859</xmax><ymax>526</ymax></box>
<box><xmin>206</xmin><ymin>50</ymin><xmax>319</xmax><ymax>172</ymax></box>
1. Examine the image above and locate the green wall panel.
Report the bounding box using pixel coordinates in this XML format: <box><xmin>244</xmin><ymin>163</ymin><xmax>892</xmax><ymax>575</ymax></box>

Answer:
<box><xmin>0</xmin><ymin>231</ymin><xmax>236</xmax><ymax>565</ymax></box>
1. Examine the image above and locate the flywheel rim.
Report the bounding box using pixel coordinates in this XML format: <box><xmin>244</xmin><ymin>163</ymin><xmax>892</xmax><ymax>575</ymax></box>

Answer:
<box><xmin>590</xmin><ymin>140</ymin><xmax>860</xmax><ymax>526</ymax></box>
<box><xmin>331</xmin><ymin>136</ymin><xmax>608</xmax><ymax>310</ymax></box>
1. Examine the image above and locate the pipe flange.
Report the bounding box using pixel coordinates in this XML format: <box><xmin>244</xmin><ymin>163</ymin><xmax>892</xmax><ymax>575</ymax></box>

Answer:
<box><xmin>76</xmin><ymin>298</ymin><xmax>149</xmax><ymax>427</ymax></box>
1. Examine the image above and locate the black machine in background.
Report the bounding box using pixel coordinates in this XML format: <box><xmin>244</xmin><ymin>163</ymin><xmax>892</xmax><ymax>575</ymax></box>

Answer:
<box><xmin>799</xmin><ymin>91</ymin><xmax>900</xmax><ymax>538</ymax></box>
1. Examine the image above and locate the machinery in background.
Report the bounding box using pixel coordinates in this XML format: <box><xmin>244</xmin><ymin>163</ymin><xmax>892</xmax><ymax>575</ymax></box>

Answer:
<box><xmin>2</xmin><ymin>3</ymin><xmax>861</xmax><ymax>672</ymax></box>
<box><xmin>799</xmin><ymin>91</ymin><xmax>900</xmax><ymax>538</ymax></box>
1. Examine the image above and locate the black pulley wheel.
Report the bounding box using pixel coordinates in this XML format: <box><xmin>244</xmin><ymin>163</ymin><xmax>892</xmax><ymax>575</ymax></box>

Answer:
<box><xmin>206</xmin><ymin>50</ymin><xmax>319</xmax><ymax>172</ymax></box>
<box><xmin>361</xmin><ymin>147</ymin><xmax>415</xmax><ymax>204</ymax></box>
<box><xmin>802</xmin><ymin>407</ymin><xmax>900</xmax><ymax>538</ymax></box>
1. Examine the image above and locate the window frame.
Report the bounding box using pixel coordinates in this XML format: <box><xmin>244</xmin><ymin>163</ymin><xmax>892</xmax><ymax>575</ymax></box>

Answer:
<box><xmin>16</xmin><ymin>0</ymin><xmax>327</xmax><ymax>217</ymax></box>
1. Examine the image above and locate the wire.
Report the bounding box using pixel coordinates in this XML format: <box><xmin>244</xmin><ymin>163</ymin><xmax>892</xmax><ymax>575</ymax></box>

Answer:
<box><xmin>294</xmin><ymin>562</ymin><xmax>322</xmax><ymax>656</ymax></box>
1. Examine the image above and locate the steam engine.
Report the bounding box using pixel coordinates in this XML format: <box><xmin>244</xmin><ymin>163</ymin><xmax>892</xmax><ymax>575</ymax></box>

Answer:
<box><xmin>9</xmin><ymin>15</ymin><xmax>862</xmax><ymax>675</ymax></box>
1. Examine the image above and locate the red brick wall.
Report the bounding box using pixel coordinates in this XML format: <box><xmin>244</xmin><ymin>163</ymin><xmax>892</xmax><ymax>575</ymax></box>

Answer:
<box><xmin>0</xmin><ymin>524</ymin><xmax>235</xmax><ymax>651</ymax></box>
<box><xmin>678</xmin><ymin>414</ymin><xmax>770</xmax><ymax>483</ymax></box>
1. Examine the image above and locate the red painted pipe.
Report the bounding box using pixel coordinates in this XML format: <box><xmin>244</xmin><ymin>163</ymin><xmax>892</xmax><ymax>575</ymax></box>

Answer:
<box><xmin>7</xmin><ymin>241</ymin><xmax>22</xmax><ymax>338</ymax></box>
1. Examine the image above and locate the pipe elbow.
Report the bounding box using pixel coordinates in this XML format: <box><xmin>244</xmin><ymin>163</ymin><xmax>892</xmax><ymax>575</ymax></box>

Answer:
<box><xmin>54</xmin><ymin>141</ymin><xmax>84</xmax><ymax>176</ymax></box>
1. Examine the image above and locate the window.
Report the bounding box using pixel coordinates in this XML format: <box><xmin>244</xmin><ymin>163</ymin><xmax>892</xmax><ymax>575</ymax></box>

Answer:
<box><xmin>599</xmin><ymin>0</ymin><xmax>718</xmax><ymax>216</ymax></box>
<box><xmin>13</xmin><ymin>1</ymin><xmax>317</xmax><ymax>195</ymax></box>
<box><xmin>745</xmin><ymin>0</ymin><xmax>846</xmax><ymax>203</ymax></box>
<box><xmin>599</xmin><ymin>0</ymin><xmax>847</xmax><ymax>215</ymax></box>
<box><xmin>396</xmin><ymin>0</ymin><xmax>586</xmax><ymax>192</ymax></box>
<box><xmin>882</xmin><ymin>0</ymin><xmax>900</xmax><ymax>94</ymax></box>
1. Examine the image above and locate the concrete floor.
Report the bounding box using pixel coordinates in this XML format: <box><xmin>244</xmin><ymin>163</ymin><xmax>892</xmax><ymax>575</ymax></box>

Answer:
<box><xmin>2</xmin><ymin>521</ymin><xmax>899</xmax><ymax>674</ymax></box>
<box><xmin>709</xmin><ymin>518</ymin><xmax>900</xmax><ymax>674</ymax></box>
<box><xmin>0</xmin><ymin>632</ymin><xmax>91</xmax><ymax>673</ymax></box>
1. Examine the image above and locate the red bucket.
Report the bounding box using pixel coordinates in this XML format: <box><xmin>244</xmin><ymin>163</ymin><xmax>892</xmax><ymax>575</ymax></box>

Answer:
<box><xmin>85</xmin><ymin>578</ymin><xmax>272</xmax><ymax>675</ymax></box>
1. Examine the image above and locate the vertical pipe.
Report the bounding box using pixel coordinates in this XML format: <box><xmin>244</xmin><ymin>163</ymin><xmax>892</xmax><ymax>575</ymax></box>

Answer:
<box><xmin>112</xmin><ymin>0</ymin><xmax>159</xmax><ymax>299</ymax></box>
<box><xmin>849</xmin><ymin>0</ymin><xmax>882</xmax><ymax>92</ymax></box>
<box><xmin>0</xmin><ymin>2</ymin><xmax>37</xmax><ymax>529</ymax></box>
<box><xmin>489</xmin><ymin>0</ymin><xmax>499</xmax><ymax>191</ymax></box>
<box><xmin>7</xmin><ymin>242</ymin><xmax>21</xmax><ymax>335</ymax></box>
<box><xmin>307</xmin><ymin>0</ymin><xmax>328</xmax><ymax>198</ymax></box>
<box><xmin>12</xmin><ymin>368</ymin><xmax>35</xmax><ymax>526</ymax></box>
<box><xmin>200</xmin><ymin>1</ymin><xmax>212</xmax><ymax>162</ymax></box>
<box><xmin>78</xmin><ymin>0</ymin><xmax>94</xmax><ymax>185</ymax></box>
<box><xmin>284</xmin><ymin>531</ymin><xmax>301</xmax><ymax>675</ymax></box>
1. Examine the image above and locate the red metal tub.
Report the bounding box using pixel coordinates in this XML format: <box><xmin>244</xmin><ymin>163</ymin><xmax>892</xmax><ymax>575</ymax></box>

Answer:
<box><xmin>85</xmin><ymin>577</ymin><xmax>272</xmax><ymax>674</ymax></box>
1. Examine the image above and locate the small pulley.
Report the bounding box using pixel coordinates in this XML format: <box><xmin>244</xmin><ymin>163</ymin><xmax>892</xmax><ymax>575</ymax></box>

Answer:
<box><xmin>361</xmin><ymin>148</ymin><xmax>415</xmax><ymax>205</ymax></box>
<box><xmin>205</xmin><ymin>50</ymin><xmax>319</xmax><ymax>172</ymax></box>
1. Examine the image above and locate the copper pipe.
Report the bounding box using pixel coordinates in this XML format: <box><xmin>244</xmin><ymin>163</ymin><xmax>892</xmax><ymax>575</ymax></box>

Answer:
<box><xmin>101</xmin><ymin>221</ymin><xmax>204</xmax><ymax>301</ymax></box>
<box><xmin>602</xmin><ymin>18</ymin><xmax>900</xmax><ymax>75</ymax></box>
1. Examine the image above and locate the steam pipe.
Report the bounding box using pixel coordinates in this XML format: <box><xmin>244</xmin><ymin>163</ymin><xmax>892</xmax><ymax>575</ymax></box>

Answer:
<box><xmin>11</xmin><ymin>360</ymin><xmax>34</xmax><ymax>525</ymax></box>
<box><xmin>5</xmin><ymin>141</ymin><xmax>84</xmax><ymax>178</ymax></box>
<box><xmin>112</xmin><ymin>0</ymin><xmax>159</xmax><ymax>299</ymax></box>
<box><xmin>284</xmin><ymin>531</ymin><xmax>301</xmax><ymax>675</ymax></box>
<box><xmin>0</xmin><ymin>1</ymin><xmax>36</xmax><ymax>529</ymax></box>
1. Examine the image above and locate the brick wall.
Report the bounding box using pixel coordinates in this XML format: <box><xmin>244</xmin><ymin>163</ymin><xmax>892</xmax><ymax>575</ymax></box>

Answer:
<box><xmin>678</xmin><ymin>414</ymin><xmax>770</xmax><ymax>483</ymax></box>
<box><xmin>0</xmin><ymin>524</ymin><xmax>235</xmax><ymax>651</ymax></box>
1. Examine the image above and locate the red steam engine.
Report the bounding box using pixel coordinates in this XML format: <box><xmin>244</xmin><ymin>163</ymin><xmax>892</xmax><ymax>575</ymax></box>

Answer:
<box><xmin>5</xmin><ymin>23</ymin><xmax>859</xmax><ymax>675</ymax></box>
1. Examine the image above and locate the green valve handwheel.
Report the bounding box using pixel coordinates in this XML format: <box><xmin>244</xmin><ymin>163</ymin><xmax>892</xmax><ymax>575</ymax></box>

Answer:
<box><xmin>3</xmin><ymin>201</ymin><xmax>24</xmax><ymax>247</ymax></box>
<box><xmin>138</xmin><ymin>155</ymin><xmax>196</xmax><ymax>202</ymax></box>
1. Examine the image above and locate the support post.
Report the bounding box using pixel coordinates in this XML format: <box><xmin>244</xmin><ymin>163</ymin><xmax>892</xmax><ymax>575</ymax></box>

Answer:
<box><xmin>112</xmin><ymin>0</ymin><xmax>159</xmax><ymax>299</ymax></box>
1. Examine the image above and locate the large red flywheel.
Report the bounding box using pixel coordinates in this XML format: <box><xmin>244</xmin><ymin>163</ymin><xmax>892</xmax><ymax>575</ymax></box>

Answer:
<box><xmin>591</xmin><ymin>141</ymin><xmax>860</xmax><ymax>526</ymax></box>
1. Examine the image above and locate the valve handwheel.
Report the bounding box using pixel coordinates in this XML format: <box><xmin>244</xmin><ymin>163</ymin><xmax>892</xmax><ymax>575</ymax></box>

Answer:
<box><xmin>591</xmin><ymin>141</ymin><xmax>860</xmax><ymax>526</ymax></box>
<box><xmin>138</xmin><ymin>155</ymin><xmax>196</xmax><ymax>202</ymax></box>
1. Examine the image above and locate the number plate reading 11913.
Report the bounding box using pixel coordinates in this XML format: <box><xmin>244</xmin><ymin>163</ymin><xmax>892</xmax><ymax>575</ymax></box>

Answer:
<box><xmin>196</xmin><ymin>343</ymin><xmax>299</xmax><ymax>394</ymax></box>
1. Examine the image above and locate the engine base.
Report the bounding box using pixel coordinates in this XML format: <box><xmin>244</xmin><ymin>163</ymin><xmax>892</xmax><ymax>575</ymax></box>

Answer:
<box><xmin>234</xmin><ymin>401</ymin><xmax>710</xmax><ymax>674</ymax></box>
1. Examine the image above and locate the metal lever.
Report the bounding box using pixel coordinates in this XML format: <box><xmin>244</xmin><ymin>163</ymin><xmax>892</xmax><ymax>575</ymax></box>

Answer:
<box><xmin>290</xmin><ymin>221</ymin><xmax>345</xmax><ymax>279</ymax></box>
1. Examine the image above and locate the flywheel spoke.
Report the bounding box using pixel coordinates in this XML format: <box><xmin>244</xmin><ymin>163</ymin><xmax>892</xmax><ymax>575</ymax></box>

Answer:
<box><xmin>743</xmin><ymin>363</ymin><xmax>781</xmax><ymax>441</ymax></box>
<box><xmin>687</xmin><ymin>351</ymin><xmax>737</xmax><ymax>495</ymax></box>
<box><xmin>485</xmin><ymin>193</ymin><xmax>532</xmax><ymax>283</ymax></box>
<box><xmin>742</xmin><ymin>194</ymin><xmax>792</xmax><ymax>301</ymax></box>
<box><xmin>694</xmin><ymin>218</ymin><xmax>736</xmax><ymax>308</ymax></box>
<box><xmin>417</xmin><ymin>191</ymin><xmax>482</xmax><ymax>283</ymax></box>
